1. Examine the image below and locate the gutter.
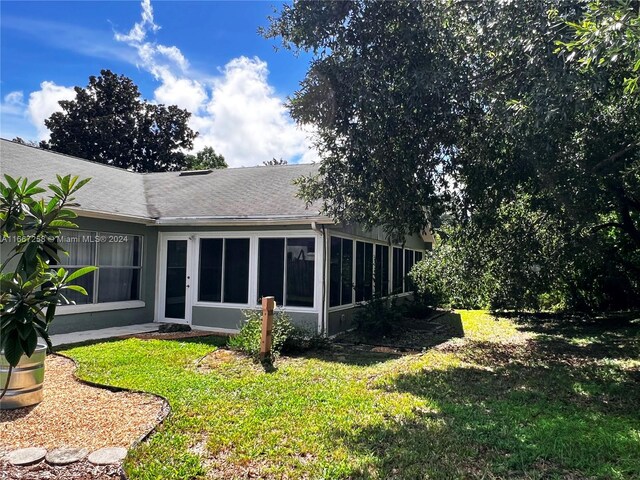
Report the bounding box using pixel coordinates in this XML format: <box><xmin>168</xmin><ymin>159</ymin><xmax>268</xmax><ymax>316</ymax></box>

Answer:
<box><xmin>311</xmin><ymin>222</ymin><xmax>329</xmax><ymax>336</ymax></box>
<box><xmin>153</xmin><ymin>216</ymin><xmax>335</xmax><ymax>227</ymax></box>
<box><xmin>73</xmin><ymin>210</ymin><xmax>334</xmax><ymax>227</ymax></box>
<box><xmin>72</xmin><ymin>208</ymin><xmax>155</xmax><ymax>225</ymax></box>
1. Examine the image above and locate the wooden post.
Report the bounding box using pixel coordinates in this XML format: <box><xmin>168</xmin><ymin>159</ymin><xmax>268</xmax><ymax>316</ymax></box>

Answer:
<box><xmin>260</xmin><ymin>296</ymin><xmax>275</xmax><ymax>360</ymax></box>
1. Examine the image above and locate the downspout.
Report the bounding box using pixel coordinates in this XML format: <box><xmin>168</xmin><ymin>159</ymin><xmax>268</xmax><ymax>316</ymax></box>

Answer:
<box><xmin>311</xmin><ymin>222</ymin><xmax>327</xmax><ymax>335</ymax></box>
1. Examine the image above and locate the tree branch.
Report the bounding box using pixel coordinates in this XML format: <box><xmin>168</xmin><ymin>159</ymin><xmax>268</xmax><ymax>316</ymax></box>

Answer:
<box><xmin>592</xmin><ymin>140</ymin><xmax>640</xmax><ymax>172</ymax></box>
<box><xmin>590</xmin><ymin>222</ymin><xmax>626</xmax><ymax>234</ymax></box>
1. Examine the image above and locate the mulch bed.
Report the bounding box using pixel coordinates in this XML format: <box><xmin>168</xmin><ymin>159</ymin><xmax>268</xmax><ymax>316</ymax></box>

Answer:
<box><xmin>0</xmin><ymin>459</ymin><xmax>124</xmax><ymax>480</ymax></box>
<box><xmin>125</xmin><ymin>330</ymin><xmax>227</xmax><ymax>341</ymax></box>
<box><xmin>0</xmin><ymin>355</ymin><xmax>167</xmax><ymax>479</ymax></box>
<box><xmin>335</xmin><ymin>314</ymin><xmax>461</xmax><ymax>352</ymax></box>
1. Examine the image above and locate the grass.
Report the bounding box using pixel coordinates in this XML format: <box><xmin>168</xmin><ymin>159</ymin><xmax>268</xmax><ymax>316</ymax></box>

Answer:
<box><xmin>61</xmin><ymin>310</ymin><xmax>640</xmax><ymax>479</ymax></box>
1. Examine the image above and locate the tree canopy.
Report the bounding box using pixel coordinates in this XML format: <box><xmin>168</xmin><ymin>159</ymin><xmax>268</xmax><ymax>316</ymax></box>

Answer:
<box><xmin>44</xmin><ymin>70</ymin><xmax>197</xmax><ymax>172</ymax></box>
<box><xmin>263</xmin><ymin>158</ymin><xmax>289</xmax><ymax>166</ymax></box>
<box><xmin>184</xmin><ymin>147</ymin><xmax>228</xmax><ymax>170</ymax></box>
<box><xmin>266</xmin><ymin>0</ymin><xmax>640</xmax><ymax>310</ymax></box>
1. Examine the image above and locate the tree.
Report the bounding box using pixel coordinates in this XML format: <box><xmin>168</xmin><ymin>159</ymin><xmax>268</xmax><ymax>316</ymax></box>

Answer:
<box><xmin>1</xmin><ymin>174</ymin><xmax>94</xmax><ymax>398</ymax></box>
<box><xmin>266</xmin><ymin>0</ymin><xmax>640</xmax><ymax>309</ymax></box>
<box><xmin>11</xmin><ymin>137</ymin><xmax>44</xmax><ymax>148</ymax></box>
<box><xmin>44</xmin><ymin>70</ymin><xmax>197</xmax><ymax>172</ymax></box>
<box><xmin>263</xmin><ymin>158</ymin><xmax>288</xmax><ymax>166</ymax></box>
<box><xmin>184</xmin><ymin>147</ymin><xmax>228</xmax><ymax>170</ymax></box>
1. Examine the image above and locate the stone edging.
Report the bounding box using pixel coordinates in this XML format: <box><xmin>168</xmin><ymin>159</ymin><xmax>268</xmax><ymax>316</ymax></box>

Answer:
<box><xmin>52</xmin><ymin>352</ymin><xmax>172</xmax><ymax>479</ymax></box>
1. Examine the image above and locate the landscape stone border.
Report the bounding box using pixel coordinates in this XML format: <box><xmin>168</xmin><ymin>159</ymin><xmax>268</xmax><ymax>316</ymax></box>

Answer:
<box><xmin>7</xmin><ymin>447</ymin><xmax>47</xmax><ymax>466</ymax></box>
<box><xmin>88</xmin><ymin>447</ymin><xmax>128</xmax><ymax>465</ymax></box>
<box><xmin>45</xmin><ymin>447</ymin><xmax>89</xmax><ymax>465</ymax></box>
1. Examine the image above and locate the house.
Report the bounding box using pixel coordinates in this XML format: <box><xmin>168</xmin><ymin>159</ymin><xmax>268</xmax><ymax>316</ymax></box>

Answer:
<box><xmin>0</xmin><ymin>139</ymin><xmax>431</xmax><ymax>336</ymax></box>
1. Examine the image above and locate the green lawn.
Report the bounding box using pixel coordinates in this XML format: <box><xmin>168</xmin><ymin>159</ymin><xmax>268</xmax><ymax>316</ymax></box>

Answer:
<box><xmin>62</xmin><ymin>311</ymin><xmax>640</xmax><ymax>479</ymax></box>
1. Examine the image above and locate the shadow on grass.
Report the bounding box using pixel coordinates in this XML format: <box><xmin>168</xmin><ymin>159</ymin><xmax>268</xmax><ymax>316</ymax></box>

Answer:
<box><xmin>323</xmin><ymin>312</ymin><xmax>465</xmax><ymax>367</ymax></box>
<box><xmin>286</xmin><ymin>347</ymin><xmax>404</xmax><ymax>366</ymax></box>
<box><xmin>341</xmin><ymin>366</ymin><xmax>640</xmax><ymax>478</ymax></box>
<box><xmin>55</xmin><ymin>334</ymin><xmax>228</xmax><ymax>352</ymax></box>
<box><xmin>502</xmin><ymin>311</ymin><xmax>640</xmax><ymax>361</ymax></box>
<box><xmin>334</xmin><ymin>318</ymin><xmax>640</xmax><ymax>478</ymax></box>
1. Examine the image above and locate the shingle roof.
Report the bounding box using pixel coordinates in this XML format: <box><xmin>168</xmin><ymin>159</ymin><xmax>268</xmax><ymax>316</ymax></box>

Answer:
<box><xmin>0</xmin><ymin>139</ymin><xmax>149</xmax><ymax>219</ymax></box>
<box><xmin>0</xmin><ymin>139</ymin><xmax>326</xmax><ymax>224</ymax></box>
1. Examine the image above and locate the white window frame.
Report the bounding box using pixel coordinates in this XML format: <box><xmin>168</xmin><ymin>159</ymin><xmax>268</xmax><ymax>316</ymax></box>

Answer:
<box><xmin>256</xmin><ymin>236</ymin><xmax>318</xmax><ymax>309</ymax></box>
<box><xmin>156</xmin><ymin>230</ymin><xmax>323</xmax><ymax>325</ymax></box>
<box><xmin>57</xmin><ymin>228</ymin><xmax>144</xmax><ymax>308</ymax></box>
<box><xmin>196</xmin><ymin>236</ymin><xmax>252</xmax><ymax>306</ymax></box>
<box><xmin>156</xmin><ymin>234</ymin><xmax>194</xmax><ymax>325</ymax></box>
<box><xmin>328</xmin><ymin>233</ymin><xmax>412</xmax><ymax>313</ymax></box>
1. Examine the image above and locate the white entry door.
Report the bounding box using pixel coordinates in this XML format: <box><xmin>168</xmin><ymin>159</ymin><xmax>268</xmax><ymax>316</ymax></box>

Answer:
<box><xmin>158</xmin><ymin>236</ymin><xmax>193</xmax><ymax>324</ymax></box>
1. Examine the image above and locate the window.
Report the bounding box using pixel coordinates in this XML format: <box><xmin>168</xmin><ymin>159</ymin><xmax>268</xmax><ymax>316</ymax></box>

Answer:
<box><xmin>198</xmin><ymin>239</ymin><xmax>223</xmax><ymax>302</ymax></box>
<box><xmin>392</xmin><ymin>247</ymin><xmax>403</xmax><ymax>293</ymax></box>
<box><xmin>415</xmin><ymin>251</ymin><xmax>424</xmax><ymax>263</ymax></box>
<box><xmin>404</xmin><ymin>249</ymin><xmax>415</xmax><ymax>292</ymax></box>
<box><xmin>224</xmin><ymin>239</ymin><xmax>250</xmax><ymax>303</ymax></box>
<box><xmin>375</xmin><ymin>244</ymin><xmax>389</xmax><ymax>297</ymax></box>
<box><xmin>58</xmin><ymin>231</ymin><xmax>96</xmax><ymax>305</ymax></box>
<box><xmin>257</xmin><ymin>237</ymin><xmax>315</xmax><ymax>307</ymax></box>
<box><xmin>198</xmin><ymin>238</ymin><xmax>250</xmax><ymax>304</ymax></box>
<box><xmin>286</xmin><ymin>238</ymin><xmax>315</xmax><ymax>307</ymax></box>
<box><xmin>355</xmin><ymin>241</ymin><xmax>373</xmax><ymax>302</ymax></box>
<box><xmin>330</xmin><ymin>236</ymin><xmax>410</xmax><ymax>307</ymax></box>
<box><xmin>341</xmin><ymin>239</ymin><xmax>353</xmax><ymax>305</ymax></box>
<box><xmin>58</xmin><ymin>230</ymin><xmax>142</xmax><ymax>305</ymax></box>
<box><xmin>329</xmin><ymin>237</ymin><xmax>353</xmax><ymax>307</ymax></box>
<box><xmin>258</xmin><ymin>238</ymin><xmax>285</xmax><ymax>304</ymax></box>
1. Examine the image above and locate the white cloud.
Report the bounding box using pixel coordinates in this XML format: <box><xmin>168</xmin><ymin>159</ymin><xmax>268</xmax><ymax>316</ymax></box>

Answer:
<box><xmin>156</xmin><ymin>45</ymin><xmax>189</xmax><ymax>71</ymax></box>
<box><xmin>27</xmin><ymin>81</ymin><xmax>76</xmax><ymax>140</ymax></box>
<box><xmin>192</xmin><ymin>56</ymin><xmax>316</xmax><ymax>167</ymax></box>
<box><xmin>10</xmin><ymin>0</ymin><xmax>318</xmax><ymax>165</ymax></box>
<box><xmin>114</xmin><ymin>0</ymin><xmax>158</xmax><ymax>43</ymax></box>
<box><xmin>1</xmin><ymin>91</ymin><xmax>25</xmax><ymax>116</ymax></box>
<box><xmin>153</xmin><ymin>75</ymin><xmax>207</xmax><ymax>113</ymax></box>
<box><xmin>4</xmin><ymin>91</ymin><xmax>24</xmax><ymax>105</ymax></box>
<box><xmin>114</xmin><ymin>0</ymin><xmax>318</xmax><ymax>166</ymax></box>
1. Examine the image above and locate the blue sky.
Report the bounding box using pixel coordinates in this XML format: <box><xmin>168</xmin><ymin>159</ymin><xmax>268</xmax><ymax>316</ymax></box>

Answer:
<box><xmin>1</xmin><ymin>0</ymin><xmax>316</xmax><ymax>166</ymax></box>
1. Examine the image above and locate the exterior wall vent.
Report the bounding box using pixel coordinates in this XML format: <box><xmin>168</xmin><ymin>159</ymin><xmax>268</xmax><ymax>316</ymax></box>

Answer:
<box><xmin>179</xmin><ymin>169</ymin><xmax>212</xmax><ymax>176</ymax></box>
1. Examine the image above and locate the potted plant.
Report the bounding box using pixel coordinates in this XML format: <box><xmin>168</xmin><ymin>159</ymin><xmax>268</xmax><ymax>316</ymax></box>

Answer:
<box><xmin>0</xmin><ymin>174</ymin><xmax>94</xmax><ymax>409</ymax></box>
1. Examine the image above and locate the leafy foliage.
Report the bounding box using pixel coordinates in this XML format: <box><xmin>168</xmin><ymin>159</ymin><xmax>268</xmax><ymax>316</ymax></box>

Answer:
<box><xmin>11</xmin><ymin>137</ymin><xmax>45</xmax><ymax>148</ymax></box>
<box><xmin>184</xmin><ymin>146</ymin><xmax>227</xmax><ymax>170</ymax></box>
<box><xmin>0</xmin><ymin>174</ymin><xmax>94</xmax><ymax>369</ymax></box>
<box><xmin>228</xmin><ymin>308</ymin><xmax>295</xmax><ymax>361</ymax></box>
<box><xmin>556</xmin><ymin>0</ymin><xmax>640</xmax><ymax>96</ymax></box>
<box><xmin>266</xmin><ymin>0</ymin><xmax>640</xmax><ymax>306</ymax></box>
<box><xmin>412</xmin><ymin>197</ymin><xmax>640</xmax><ymax>312</ymax></box>
<box><xmin>263</xmin><ymin>158</ymin><xmax>288</xmax><ymax>166</ymax></box>
<box><xmin>354</xmin><ymin>295</ymin><xmax>402</xmax><ymax>338</ymax></box>
<box><xmin>44</xmin><ymin>70</ymin><xmax>197</xmax><ymax>172</ymax></box>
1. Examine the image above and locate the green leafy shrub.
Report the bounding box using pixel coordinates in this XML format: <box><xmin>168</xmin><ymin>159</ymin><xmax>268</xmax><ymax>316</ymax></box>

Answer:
<box><xmin>355</xmin><ymin>296</ymin><xmax>403</xmax><ymax>338</ymax></box>
<box><xmin>410</xmin><ymin>233</ymin><xmax>491</xmax><ymax>310</ymax></box>
<box><xmin>228</xmin><ymin>309</ymin><xmax>295</xmax><ymax>360</ymax></box>
<box><xmin>282</xmin><ymin>328</ymin><xmax>331</xmax><ymax>354</ymax></box>
<box><xmin>400</xmin><ymin>294</ymin><xmax>434</xmax><ymax>319</ymax></box>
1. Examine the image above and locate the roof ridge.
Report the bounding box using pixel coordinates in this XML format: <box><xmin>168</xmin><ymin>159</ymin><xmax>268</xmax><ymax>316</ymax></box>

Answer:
<box><xmin>0</xmin><ymin>138</ymin><xmax>142</xmax><ymax>176</ymax></box>
<box><xmin>1</xmin><ymin>139</ymin><xmax>317</xmax><ymax>174</ymax></box>
<box><xmin>142</xmin><ymin>162</ymin><xmax>317</xmax><ymax>176</ymax></box>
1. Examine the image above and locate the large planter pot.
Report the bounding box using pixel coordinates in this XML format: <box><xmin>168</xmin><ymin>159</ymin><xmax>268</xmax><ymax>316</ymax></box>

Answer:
<box><xmin>0</xmin><ymin>344</ymin><xmax>46</xmax><ymax>410</ymax></box>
